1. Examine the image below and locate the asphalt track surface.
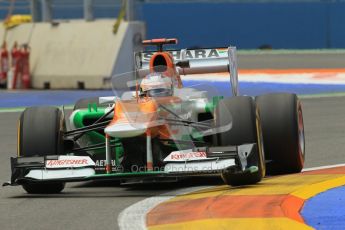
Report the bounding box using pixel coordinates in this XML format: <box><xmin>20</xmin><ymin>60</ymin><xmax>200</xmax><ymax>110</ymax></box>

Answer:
<box><xmin>237</xmin><ymin>51</ymin><xmax>345</xmax><ymax>69</ymax></box>
<box><xmin>1</xmin><ymin>96</ymin><xmax>345</xmax><ymax>229</ymax></box>
<box><xmin>1</xmin><ymin>52</ymin><xmax>345</xmax><ymax>229</ymax></box>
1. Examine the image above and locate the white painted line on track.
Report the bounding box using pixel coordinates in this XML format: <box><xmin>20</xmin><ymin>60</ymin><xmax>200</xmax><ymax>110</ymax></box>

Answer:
<box><xmin>117</xmin><ymin>186</ymin><xmax>211</xmax><ymax>230</ymax></box>
<box><xmin>302</xmin><ymin>163</ymin><xmax>345</xmax><ymax>172</ymax></box>
<box><xmin>299</xmin><ymin>92</ymin><xmax>345</xmax><ymax>99</ymax></box>
<box><xmin>0</xmin><ymin>107</ymin><xmax>26</xmax><ymax>113</ymax></box>
<box><xmin>183</xmin><ymin>73</ymin><xmax>345</xmax><ymax>85</ymax></box>
<box><xmin>0</xmin><ymin>105</ymin><xmax>74</xmax><ymax>113</ymax></box>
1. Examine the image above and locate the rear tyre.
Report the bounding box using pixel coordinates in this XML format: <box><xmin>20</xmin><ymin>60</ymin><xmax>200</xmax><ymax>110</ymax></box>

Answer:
<box><xmin>19</xmin><ymin>107</ymin><xmax>65</xmax><ymax>194</ymax></box>
<box><xmin>215</xmin><ymin>96</ymin><xmax>265</xmax><ymax>186</ymax></box>
<box><xmin>256</xmin><ymin>93</ymin><xmax>305</xmax><ymax>174</ymax></box>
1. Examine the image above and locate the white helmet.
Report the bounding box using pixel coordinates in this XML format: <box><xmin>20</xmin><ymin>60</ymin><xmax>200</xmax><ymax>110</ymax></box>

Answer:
<box><xmin>140</xmin><ymin>73</ymin><xmax>173</xmax><ymax>97</ymax></box>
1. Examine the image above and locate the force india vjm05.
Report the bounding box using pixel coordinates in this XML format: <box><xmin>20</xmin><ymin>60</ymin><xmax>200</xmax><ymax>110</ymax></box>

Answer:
<box><xmin>4</xmin><ymin>38</ymin><xmax>305</xmax><ymax>194</ymax></box>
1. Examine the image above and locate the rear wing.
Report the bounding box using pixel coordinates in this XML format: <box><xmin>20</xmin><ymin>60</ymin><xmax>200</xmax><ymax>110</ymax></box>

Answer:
<box><xmin>134</xmin><ymin>47</ymin><xmax>239</xmax><ymax>96</ymax></box>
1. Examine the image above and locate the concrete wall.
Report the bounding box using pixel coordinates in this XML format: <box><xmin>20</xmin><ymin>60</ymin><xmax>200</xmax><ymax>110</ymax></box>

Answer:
<box><xmin>2</xmin><ymin>20</ymin><xmax>145</xmax><ymax>89</ymax></box>
<box><xmin>110</xmin><ymin>21</ymin><xmax>146</xmax><ymax>89</ymax></box>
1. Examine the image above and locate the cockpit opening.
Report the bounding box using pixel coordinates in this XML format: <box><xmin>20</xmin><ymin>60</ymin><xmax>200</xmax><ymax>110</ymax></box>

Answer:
<box><xmin>153</xmin><ymin>55</ymin><xmax>168</xmax><ymax>72</ymax></box>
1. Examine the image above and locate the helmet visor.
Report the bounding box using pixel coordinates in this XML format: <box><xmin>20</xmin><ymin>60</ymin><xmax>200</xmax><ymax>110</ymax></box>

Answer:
<box><xmin>146</xmin><ymin>88</ymin><xmax>173</xmax><ymax>97</ymax></box>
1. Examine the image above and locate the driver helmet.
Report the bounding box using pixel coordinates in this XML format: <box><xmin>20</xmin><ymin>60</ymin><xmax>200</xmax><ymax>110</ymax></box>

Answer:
<box><xmin>140</xmin><ymin>72</ymin><xmax>173</xmax><ymax>97</ymax></box>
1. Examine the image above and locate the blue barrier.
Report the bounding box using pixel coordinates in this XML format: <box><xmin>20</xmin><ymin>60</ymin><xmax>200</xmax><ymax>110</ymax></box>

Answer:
<box><xmin>142</xmin><ymin>2</ymin><xmax>345</xmax><ymax>49</ymax></box>
<box><xmin>1</xmin><ymin>1</ymin><xmax>345</xmax><ymax>49</ymax></box>
<box><xmin>330</xmin><ymin>3</ymin><xmax>345</xmax><ymax>48</ymax></box>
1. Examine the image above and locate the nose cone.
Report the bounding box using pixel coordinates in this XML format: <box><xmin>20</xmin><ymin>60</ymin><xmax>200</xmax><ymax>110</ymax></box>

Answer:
<box><xmin>106</xmin><ymin>98</ymin><xmax>160</xmax><ymax>138</ymax></box>
<box><xmin>105</xmin><ymin>122</ymin><xmax>147</xmax><ymax>138</ymax></box>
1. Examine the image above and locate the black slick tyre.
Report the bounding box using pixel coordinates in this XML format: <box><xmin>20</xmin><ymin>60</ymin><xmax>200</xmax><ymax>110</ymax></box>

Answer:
<box><xmin>256</xmin><ymin>93</ymin><xmax>305</xmax><ymax>174</ymax></box>
<box><xmin>215</xmin><ymin>96</ymin><xmax>265</xmax><ymax>186</ymax></box>
<box><xmin>18</xmin><ymin>107</ymin><xmax>65</xmax><ymax>194</ymax></box>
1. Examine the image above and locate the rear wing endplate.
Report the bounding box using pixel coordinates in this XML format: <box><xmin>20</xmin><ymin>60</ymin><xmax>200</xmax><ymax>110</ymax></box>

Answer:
<box><xmin>135</xmin><ymin>47</ymin><xmax>239</xmax><ymax>96</ymax></box>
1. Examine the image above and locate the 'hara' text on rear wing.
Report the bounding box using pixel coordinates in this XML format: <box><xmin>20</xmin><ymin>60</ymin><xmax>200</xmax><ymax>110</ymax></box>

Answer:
<box><xmin>135</xmin><ymin>47</ymin><xmax>239</xmax><ymax>96</ymax></box>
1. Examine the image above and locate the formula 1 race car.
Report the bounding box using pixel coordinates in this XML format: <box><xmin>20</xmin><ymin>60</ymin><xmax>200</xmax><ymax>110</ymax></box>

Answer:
<box><xmin>4</xmin><ymin>38</ymin><xmax>305</xmax><ymax>194</ymax></box>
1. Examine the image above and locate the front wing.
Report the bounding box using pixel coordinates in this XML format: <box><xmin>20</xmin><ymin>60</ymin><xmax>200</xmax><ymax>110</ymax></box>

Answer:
<box><xmin>4</xmin><ymin>144</ymin><xmax>257</xmax><ymax>186</ymax></box>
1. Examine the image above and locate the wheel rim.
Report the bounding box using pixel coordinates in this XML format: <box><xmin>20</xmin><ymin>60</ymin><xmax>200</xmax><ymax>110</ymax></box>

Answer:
<box><xmin>297</xmin><ymin>102</ymin><xmax>305</xmax><ymax>164</ymax></box>
<box><xmin>256</xmin><ymin>108</ymin><xmax>266</xmax><ymax>177</ymax></box>
<box><xmin>17</xmin><ymin>120</ymin><xmax>21</xmax><ymax>157</ymax></box>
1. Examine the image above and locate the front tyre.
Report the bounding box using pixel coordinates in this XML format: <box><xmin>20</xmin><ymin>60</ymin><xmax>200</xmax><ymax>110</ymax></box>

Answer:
<box><xmin>22</xmin><ymin>183</ymin><xmax>65</xmax><ymax>194</ymax></box>
<box><xmin>18</xmin><ymin>107</ymin><xmax>65</xmax><ymax>194</ymax></box>
<box><xmin>215</xmin><ymin>96</ymin><xmax>265</xmax><ymax>186</ymax></box>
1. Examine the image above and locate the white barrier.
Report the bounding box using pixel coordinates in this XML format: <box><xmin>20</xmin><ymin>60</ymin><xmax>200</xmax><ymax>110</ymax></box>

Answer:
<box><xmin>1</xmin><ymin>20</ymin><xmax>145</xmax><ymax>89</ymax></box>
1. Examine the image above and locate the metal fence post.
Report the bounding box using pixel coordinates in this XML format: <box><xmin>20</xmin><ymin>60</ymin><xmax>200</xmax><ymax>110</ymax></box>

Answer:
<box><xmin>41</xmin><ymin>0</ymin><xmax>52</xmax><ymax>22</ymax></box>
<box><xmin>125</xmin><ymin>0</ymin><xmax>135</xmax><ymax>21</ymax></box>
<box><xmin>30</xmin><ymin>0</ymin><xmax>41</xmax><ymax>22</ymax></box>
<box><xmin>84</xmin><ymin>0</ymin><xmax>94</xmax><ymax>21</ymax></box>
